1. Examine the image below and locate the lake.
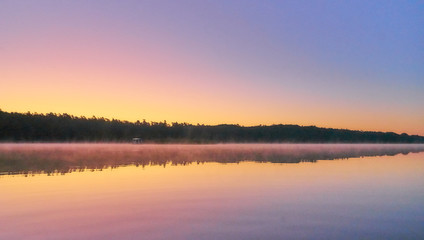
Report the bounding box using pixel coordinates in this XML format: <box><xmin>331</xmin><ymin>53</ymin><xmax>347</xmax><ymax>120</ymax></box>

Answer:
<box><xmin>1</xmin><ymin>143</ymin><xmax>424</xmax><ymax>239</ymax></box>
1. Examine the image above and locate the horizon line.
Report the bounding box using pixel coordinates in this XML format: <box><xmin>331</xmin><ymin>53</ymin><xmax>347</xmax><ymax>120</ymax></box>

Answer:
<box><xmin>1</xmin><ymin>109</ymin><xmax>422</xmax><ymax>137</ymax></box>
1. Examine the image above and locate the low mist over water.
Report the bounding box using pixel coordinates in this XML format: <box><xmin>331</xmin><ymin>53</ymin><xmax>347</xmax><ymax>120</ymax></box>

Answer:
<box><xmin>1</xmin><ymin>143</ymin><xmax>424</xmax><ymax>176</ymax></box>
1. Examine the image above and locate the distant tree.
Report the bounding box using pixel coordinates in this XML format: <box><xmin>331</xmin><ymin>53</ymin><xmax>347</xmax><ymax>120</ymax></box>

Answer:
<box><xmin>0</xmin><ymin>109</ymin><xmax>423</xmax><ymax>143</ymax></box>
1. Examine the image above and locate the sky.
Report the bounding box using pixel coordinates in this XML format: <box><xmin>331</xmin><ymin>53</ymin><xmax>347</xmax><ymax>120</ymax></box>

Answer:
<box><xmin>1</xmin><ymin>0</ymin><xmax>423</xmax><ymax>135</ymax></box>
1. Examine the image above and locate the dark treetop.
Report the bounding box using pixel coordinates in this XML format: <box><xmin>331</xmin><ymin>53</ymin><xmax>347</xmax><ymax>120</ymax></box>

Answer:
<box><xmin>0</xmin><ymin>110</ymin><xmax>423</xmax><ymax>143</ymax></box>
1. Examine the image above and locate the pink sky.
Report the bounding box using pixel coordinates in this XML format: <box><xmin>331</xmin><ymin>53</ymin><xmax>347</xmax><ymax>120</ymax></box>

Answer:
<box><xmin>1</xmin><ymin>1</ymin><xmax>423</xmax><ymax>135</ymax></box>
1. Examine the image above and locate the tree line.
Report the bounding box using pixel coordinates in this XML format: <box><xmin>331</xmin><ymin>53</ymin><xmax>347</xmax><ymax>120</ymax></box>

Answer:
<box><xmin>0</xmin><ymin>110</ymin><xmax>423</xmax><ymax>143</ymax></box>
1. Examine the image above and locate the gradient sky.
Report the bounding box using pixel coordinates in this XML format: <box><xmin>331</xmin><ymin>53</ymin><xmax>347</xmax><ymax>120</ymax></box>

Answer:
<box><xmin>1</xmin><ymin>0</ymin><xmax>423</xmax><ymax>135</ymax></box>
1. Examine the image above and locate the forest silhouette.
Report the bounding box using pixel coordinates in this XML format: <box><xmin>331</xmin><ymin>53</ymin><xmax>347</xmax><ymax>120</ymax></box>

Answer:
<box><xmin>1</xmin><ymin>110</ymin><xmax>423</xmax><ymax>143</ymax></box>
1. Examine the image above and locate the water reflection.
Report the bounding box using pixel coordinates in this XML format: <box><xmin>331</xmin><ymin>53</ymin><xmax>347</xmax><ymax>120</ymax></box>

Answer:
<box><xmin>1</xmin><ymin>144</ymin><xmax>424</xmax><ymax>240</ymax></box>
<box><xmin>1</xmin><ymin>143</ymin><xmax>424</xmax><ymax>176</ymax></box>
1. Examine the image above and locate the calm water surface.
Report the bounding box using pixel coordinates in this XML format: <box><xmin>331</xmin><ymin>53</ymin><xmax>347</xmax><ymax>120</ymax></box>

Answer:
<box><xmin>1</xmin><ymin>144</ymin><xmax>424</xmax><ymax>239</ymax></box>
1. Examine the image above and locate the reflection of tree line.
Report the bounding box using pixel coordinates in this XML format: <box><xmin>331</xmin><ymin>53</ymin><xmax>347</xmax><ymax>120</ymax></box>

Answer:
<box><xmin>1</xmin><ymin>144</ymin><xmax>424</xmax><ymax>176</ymax></box>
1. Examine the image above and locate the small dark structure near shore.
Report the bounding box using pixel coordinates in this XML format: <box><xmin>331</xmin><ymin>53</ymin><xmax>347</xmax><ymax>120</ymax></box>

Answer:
<box><xmin>132</xmin><ymin>138</ymin><xmax>142</xmax><ymax>144</ymax></box>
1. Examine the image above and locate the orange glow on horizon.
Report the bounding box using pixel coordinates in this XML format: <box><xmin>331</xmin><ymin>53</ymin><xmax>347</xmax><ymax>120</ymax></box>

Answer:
<box><xmin>1</xmin><ymin>1</ymin><xmax>423</xmax><ymax>137</ymax></box>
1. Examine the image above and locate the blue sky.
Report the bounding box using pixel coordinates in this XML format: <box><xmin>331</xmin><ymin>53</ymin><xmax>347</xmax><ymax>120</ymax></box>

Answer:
<box><xmin>1</xmin><ymin>0</ymin><xmax>423</xmax><ymax>134</ymax></box>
